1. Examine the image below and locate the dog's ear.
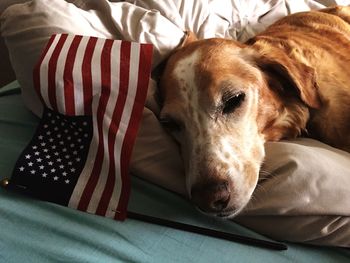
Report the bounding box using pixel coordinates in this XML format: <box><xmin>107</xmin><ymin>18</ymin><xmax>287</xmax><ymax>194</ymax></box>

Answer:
<box><xmin>255</xmin><ymin>49</ymin><xmax>322</xmax><ymax>109</ymax></box>
<box><xmin>181</xmin><ymin>31</ymin><xmax>198</xmax><ymax>47</ymax></box>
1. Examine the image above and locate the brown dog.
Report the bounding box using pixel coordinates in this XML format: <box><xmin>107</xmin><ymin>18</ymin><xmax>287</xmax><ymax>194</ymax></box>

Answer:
<box><xmin>159</xmin><ymin>6</ymin><xmax>350</xmax><ymax>218</ymax></box>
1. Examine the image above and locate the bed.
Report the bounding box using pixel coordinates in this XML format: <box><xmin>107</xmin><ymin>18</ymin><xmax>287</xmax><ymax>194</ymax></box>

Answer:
<box><xmin>1</xmin><ymin>0</ymin><xmax>350</xmax><ymax>262</ymax></box>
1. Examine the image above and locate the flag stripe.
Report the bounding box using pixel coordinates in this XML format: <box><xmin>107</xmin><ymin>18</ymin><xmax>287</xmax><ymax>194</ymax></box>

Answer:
<box><xmin>64</xmin><ymin>35</ymin><xmax>83</xmax><ymax>116</ymax></box>
<box><xmin>105</xmin><ymin>42</ymin><xmax>140</xmax><ymax>218</ymax></box>
<box><xmin>56</xmin><ymin>35</ymin><xmax>75</xmax><ymax>114</ymax></box>
<box><xmin>82</xmin><ymin>37</ymin><xmax>98</xmax><ymax>115</ymax></box>
<box><xmin>95</xmin><ymin>41</ymin><xmax>131</xmax><ymax>216</ymax></box>
<box><xmin>39</xmin><ymin>35</ymin><xmax>61</xmax><ymax>109</ymax></box>
<box><xmin>48</xmin><ymin>34</ymin><xmax>68</xmax><ymax>111</ymax></box>
<box><xmin>33</xmin><ymin>35</ymin><xmax>56</xmax><ymax>104</ymax></box>
<box><xmin>72</xmin><ymin>36</ymin><xmax>90</xmax><ymax>116</ymax></box>
<box><xmin>115</xmin><ymin>43</ymin><xmax>153</xmax><ymax>220</ymax></box>
<box><xmin>77</xmin><ymin>39</ymin><xmax>114</xmax><ymax>211</ymax></box>
<box><xmin>67</xmin><ymin>38</ymin><xmax>104</xmax><ymax>209</ymax></box>
<box><xmin>84</xmin><ymin>41</ymin><xmax>121</xmax><ymax>214</ymax></box>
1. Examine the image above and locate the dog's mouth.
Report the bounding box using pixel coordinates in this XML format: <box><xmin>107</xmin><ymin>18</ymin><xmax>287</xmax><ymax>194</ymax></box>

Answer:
<box><xmin>216</xmin><ymin>210</ymin><xmax>239</xmax><ymax>218</ymax></box>
<box><xmin>195</xmin><ymin>205</ymin><xmax>245</xmax><ymax>219</ymax></box>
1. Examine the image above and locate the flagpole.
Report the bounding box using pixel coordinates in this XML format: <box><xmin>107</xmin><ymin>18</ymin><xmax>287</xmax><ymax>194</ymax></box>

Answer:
<box><xmin>127</xmin><ymin>211</ymin><xmax>288</xmax><ymax>251</ymax></box>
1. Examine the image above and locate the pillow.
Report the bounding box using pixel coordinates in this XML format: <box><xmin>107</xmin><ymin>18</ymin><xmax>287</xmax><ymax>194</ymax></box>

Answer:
<box><xmin>237</xmin><ymin>139</ymin><xmax>350</xmax><ymax>247</ymax></box>
<box><xmin>0</xmin><ymin>0</ymin><xmax>184</xmax><ymax>116</ymax></box>
<box><xmin>2</xmin><ymin>0</ymin><xmax>350</xmax><ymax>247</ymax></box>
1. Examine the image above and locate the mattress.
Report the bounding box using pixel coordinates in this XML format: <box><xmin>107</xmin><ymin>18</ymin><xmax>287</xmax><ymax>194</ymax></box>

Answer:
<box><xmin>1</xmin><ymin>81</ymin><xmax>349</xmax><ymax>263</ymax></box>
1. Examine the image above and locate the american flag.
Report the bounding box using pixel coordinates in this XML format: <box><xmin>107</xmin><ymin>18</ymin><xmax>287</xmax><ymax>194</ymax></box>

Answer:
<box><xmin>9</xmin><ymin>34</ymin><xmax>153</xmax><ymax>220</ymax></box>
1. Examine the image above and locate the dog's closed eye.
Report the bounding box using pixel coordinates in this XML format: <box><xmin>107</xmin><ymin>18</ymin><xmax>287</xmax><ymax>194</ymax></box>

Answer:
<box><xmin>222</xmin><ymin>92</ymin><xmax>245</xmax><ymax>115</ymax></box>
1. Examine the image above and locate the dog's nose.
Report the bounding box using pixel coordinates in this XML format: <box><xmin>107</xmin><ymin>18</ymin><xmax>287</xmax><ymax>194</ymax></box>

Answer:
<box><xmin>191</xmin><ymin>180</ymin><xmax>231</xmax><ymax>213</ymax></box>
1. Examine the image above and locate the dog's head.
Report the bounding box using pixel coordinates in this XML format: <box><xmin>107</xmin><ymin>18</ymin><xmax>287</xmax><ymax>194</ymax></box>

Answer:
<box><xmin>159</xmin><ymin>32</ymin><xmax>321</xmax><ymax>218</ymax></box>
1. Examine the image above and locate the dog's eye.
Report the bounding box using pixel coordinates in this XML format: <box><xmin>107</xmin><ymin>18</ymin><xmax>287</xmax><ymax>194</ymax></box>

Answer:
<box><xmin>159</xmin><ymin>117</ymin><xmax>182</xmax><ymax>132</ymax></box>
<box><xmin>222</xmin><ymin>92</ymin><xmax>245</xmax><ymax>115</ymax></box>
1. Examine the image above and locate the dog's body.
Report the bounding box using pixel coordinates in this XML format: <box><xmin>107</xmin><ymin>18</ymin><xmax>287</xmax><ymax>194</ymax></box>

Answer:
<box><xmin>159</xmin><ymin>6</ymin><xmax>350</xmax><ymax>218</ymax></box>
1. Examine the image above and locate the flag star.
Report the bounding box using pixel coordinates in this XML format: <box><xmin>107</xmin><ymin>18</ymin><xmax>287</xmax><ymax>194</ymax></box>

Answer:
<box><xmin>42</xmin><ymin>172</ymin><xmax>47</xmax><ymax>178</ymax></box>
<box><xmin>72</xmin><ymin>122</ymin><xmax>76</xmax><ymax>126</ymax></box>
<box><xmin>47</xmin><ymin>112</ymin><xmax>52</xmax><ymax>117</ymax></box>
<box><xmin>38</xmin><ymin>135</ymin><xmax>44</xmax><ymax>140</ymax></box>
<box><xmin>75</xmin><ymin>157</ymin><xmax>81</xmax><ymax>162</ymax></box>
<box><xmin>30</xmin><ymin>170</ymin><xmax>36</xmax><ymax>174</ymax></box>
<box><xmin>65</xmin><ymin>155</ymin><xmax>70</xmax><ymax>159</ymax></box>
<box><xmin>57</xmin><ymin>158</ymin><xmax>62</xmax><ymax>162</ymax></box>
<box><xmin>65</xmin><ymin>179</ymin><xmax>70</xmax><ymax>184</ymax></box>
<box><xmin>74</xmin><ymin>132</ymin><xmax>78</xmax><ymax>136</ymax></box>
<box><xmin>62</xmin><ymin>148</ymin><xmax>67</xmax><ymax>152</ymax></box>
<box><xmin>83</xmin><ymin>121</ymin><xmax>87</xmax><ymax>126</ymax></box>
<box><xmin>51</xmin><ymin>168</ymin><xmax>56</xmax><ymax>173</ymax></box>
<box><xmin>78</xmin><ymin>128</ymin><xmax>83</xmax><ymax>132</ymax></box>
<box><xmin>67</xmin><ymin>136</ymin><xmax>71</xmax><ymax>140</ymax></box>
<box><xmin>28</xmin><ymin>162</ymin><xmax>33</xmax><ymax>167</ymax></box>
<box><xmin>43</xmin><ymin>148</ymin><xmax>49</xmax><ymax>153</ymax></box>
<box><xmin>32</xmin><ymin>146</ymin><xmax>38</xmax><ymax>150</ymax></box>
<box><xmin>41</xmin><ymin>142</ymin><xmax>46</xmax><ymax>146</ymax></box>
<box><xmin>44</xmin><ymin>124</ymin><xmax>49</xmax><ymax>129</ymax></box>
<box><xmin>62</xmin><ymin>172</ymin><xmax>67</xmax><ymax>176</ymax></box>
<box><xmin>64</xmin><ymin>129</ymin><xmax>68</xmax><ymax>133</ymax></box>
<box><xmin>57</xmin><ymin>134</ymin><xmax>62</xmax><ymax>138</ymax></box>
<box><xmin>70</xmin><ymin>143</ymin><xmax>75</xmax><ymax>148</ymax></box>
<box><xmin>39</xmin><ymin>165</ymin><xmax>44</xmax><ymax>170</ymax></box>
<box><xmin>37</xmin><ymin>158</ymin><xmax>42</xmax><ymax>162</ymax></box>
<box><xmin>77</xmin><ymin>139</ymin><xmax>82</xmax><ymax>143</ymax></box>
<box><xmin>61</xmin><ymin>122</ymin><xmax>65</xmax><ymax>126</ymax></box>
<box><xmin>51</xmin><ymin>120</ymin><xmax>55</xmax><ymax>124</ymax></box>
<box><xmin>68</xmin><ymin>161</ymin><xmax>73</xmax><ymax>166</ymax></box>
<box><xmin>84</xmin><ymin>133</ymin><xmax>88</xmax><ymax>138</ymax></box>
<box><xmin>19</xmin><ymin>167</ymin><xmax>25</xmax><ymax>172</ymax></box>
<box><xmin>54</xmin><ymin>127</ymin><xmax>59</xmax><ymax>131</ymax></box>
<box><xmin>46</xmin><ymin>155</ymin><xmax>51</xmax><ymax>159</ymax></box>
<box><xmin>70</xmin><ymin>168</ymin><xmax>76</xmax><ymax>173</ymax></box>
<box><xmin>49</xmin><ymin>138</ymin><xmax>54</xmax><ymax>142</ymax></box>
<box><xmin>25</xmin><ymin>154</ymin><xmax>31</xmax><ymax>159</ymax></box>
<box><xmin>59</xmin><ymin>165</ymin><xmax>64</xmax><ymax>169</ymax></box>
<box><xmin>53</xmin><ymin>176</ymin><xmax>59</xmax><ymax>181</ymax></box>
<box><xmin>73</xmin><ymin>151</ymin><xmax>78</xmax><ymax>155</ymax></box>
<box><xmin>48</xmin><ymin>161</ymin><xmax>53</xmax><ymax>165</ymax></box>
<box><xmin>54</xmin><ymin>152</ymin><xmax>59</xmax><ymax>156</ymax></box>
<box><xmin>46</xmin><ymin>131</ymin><xmax>51</xmax><ymax>135</ymax></box>
<box><xmin>80</xmin><ymin>145</ymin><xmax>84</xmax><ymax>149</ymax></box>
<box><xmin>34</xmin><ymin>151</ymin><xmax>40</xmax><ymax>156</ymax></box>
<box><xmin>59</xmin><ymin>141</ymin><xmax>64</xmax><ymax>145</ymax></box>
<box><xmin>52</xmin><ymin>145</ymin><xmax>57</xmax><ymax>150</ymax></box>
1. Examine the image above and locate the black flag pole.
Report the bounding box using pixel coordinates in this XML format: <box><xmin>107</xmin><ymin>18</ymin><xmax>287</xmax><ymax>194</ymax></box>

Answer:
<box><xmin>127</xmin><ymin>211</ymin><xmax>288</xmax><ymax>251</ymax></box>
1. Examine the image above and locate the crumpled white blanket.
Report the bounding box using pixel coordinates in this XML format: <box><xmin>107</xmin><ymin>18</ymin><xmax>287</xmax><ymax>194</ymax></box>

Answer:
<box><xmin>1</xmin><ymin>0</ymin><xmax>348</xmax><ymax>114</ymax></box>
<box><xmin>1</xmin><ymin>0</ymin><xmax>350</xmax><ymax>247</ymax></box>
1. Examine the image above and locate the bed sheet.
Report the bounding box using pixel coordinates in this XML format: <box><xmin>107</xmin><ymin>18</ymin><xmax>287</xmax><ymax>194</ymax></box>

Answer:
<box><xmin>0</xmin><ymin>81</ymin><xmax>349</xmax><ymax>263</ymax></box>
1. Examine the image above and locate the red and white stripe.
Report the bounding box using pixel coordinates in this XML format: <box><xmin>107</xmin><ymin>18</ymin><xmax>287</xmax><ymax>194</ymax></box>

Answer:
<box><xmin>33</xmin><ymin>34</ymin><xmax>153</xmax><ymax>220</ymax></box>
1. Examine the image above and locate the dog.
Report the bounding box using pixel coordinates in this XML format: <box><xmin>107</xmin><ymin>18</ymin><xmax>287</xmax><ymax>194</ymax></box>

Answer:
<box><xmin>158</xmin><ymin>6</ymin><xmax>350</xmax><ymax>218</ymax></box>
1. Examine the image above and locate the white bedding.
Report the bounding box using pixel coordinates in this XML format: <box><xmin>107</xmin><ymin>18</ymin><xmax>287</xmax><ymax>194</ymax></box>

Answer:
<box><xmin>1</xmin><ymin>0</ymin><xmax>350</xmax><ymax>247</ymax></box>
